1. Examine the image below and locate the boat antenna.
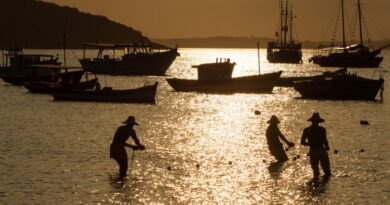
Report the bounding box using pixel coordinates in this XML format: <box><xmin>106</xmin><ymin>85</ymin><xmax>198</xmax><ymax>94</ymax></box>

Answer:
<box><xmin>257</xmin><ymin>41</ymin><xmax>261</xmax><ymax>74</ymax></box>
<box><xmin>63</xmin><ymin>34</ymin><xmax>67</xmax><ymax>69</ymax></box>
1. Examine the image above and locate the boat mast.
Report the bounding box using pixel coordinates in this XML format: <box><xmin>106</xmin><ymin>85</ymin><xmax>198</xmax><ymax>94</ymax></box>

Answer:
<box><xmin>279</xmin><ymin>0</ymin><xmax>283</xmax><ymax>45</ymax></box>
<box><xmin>283</xmin><ymin>0</ymin><xmax>288</xmax><ymax>46</ymax></box>
<box><xmin>289</xmin><ymin>3</ymin><xmax>293</xmax><ymax>45</ymax></box>
<box><xmin>357</xmin><ymin>0</ymin><xmax>364</xmax><ymax>46</ymax></box>
<box><xmin>257</xmin><ymin>42</ymin><xmax>261</xmax><ymax>74</ymax></box>
<box><xmin>63</xmin><ymin>34</ymin><xmax>67</xmax><ymax>70</ymax></box>
<box><xmin>341</xmin><ymin>0</ymin><xmax>346</xmax><ymax>48</ymax></box>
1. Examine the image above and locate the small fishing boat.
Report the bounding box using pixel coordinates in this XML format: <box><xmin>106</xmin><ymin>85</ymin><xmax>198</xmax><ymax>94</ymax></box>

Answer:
<box><xmin>276</xmin><ymin>68</ymin><xmax>347</xmax><ymax>87</ymax></box>
<box><xmin>24</xmin><ymin>78</ymin><xmax>98</xmax><ymax>94</ymax></box>
<box><xmin>79</xmin><ymin>43</ymin><xmax>179</xmax><ymax>76</ymax></box>
<box><xmin>0</xmin><ymin>48</ymin><xmax>63</xmax><ymax>85</ymax></box>
<box><xmin>52</xmin><ymin>82</ymin><xmax>158</xmax><ymax>104</ymax></box>
<box><xmin>293</xmin><ymin>68</ymin><xmax>385</xmax><ymax>101</ymax></box>
<box><xmin>166</xmin><ymin>58</ymin><xmax>282</xmax><ymax>93</ymax></box>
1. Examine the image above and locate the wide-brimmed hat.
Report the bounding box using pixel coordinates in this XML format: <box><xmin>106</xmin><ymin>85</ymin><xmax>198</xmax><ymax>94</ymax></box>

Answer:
<box><xmin>122</xmin><ymin>116</ymin><xmax>139</xmax><ymax>125</ymax></box>
<box><xmin>267</xmin><ymin>115</ymin><xmax>280</xmax><ymax>124</ymax></box>
<box><xmin>307</xmin><ymin>112</ymin><xmax>325</xmax><ymax>123</ymax></box>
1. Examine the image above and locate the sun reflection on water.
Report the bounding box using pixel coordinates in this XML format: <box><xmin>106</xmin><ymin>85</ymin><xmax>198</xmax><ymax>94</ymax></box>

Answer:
<box><xmin>1</xmin><ymin>49</ymin><xmax>388</xmax><ymax>205</ymax></box>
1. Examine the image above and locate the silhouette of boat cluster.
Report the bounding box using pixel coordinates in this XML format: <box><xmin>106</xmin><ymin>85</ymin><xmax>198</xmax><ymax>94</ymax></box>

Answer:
<box><xmin>0</xmin><ymin>0</ymin><xmax>386</xmax><ymax>102</ymax></box>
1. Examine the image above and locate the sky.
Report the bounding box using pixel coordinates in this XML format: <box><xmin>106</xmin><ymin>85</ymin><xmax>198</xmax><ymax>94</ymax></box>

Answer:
<box><xmin>42</xmin><ymin>0</ymin><xmax>390</xmax><ymax>41</ymax></box>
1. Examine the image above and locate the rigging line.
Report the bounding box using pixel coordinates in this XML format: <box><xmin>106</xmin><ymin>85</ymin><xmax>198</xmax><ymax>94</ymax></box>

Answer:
<box><xmin>325</xmin><ymin>2</ymin><xmax>341</xmax><ymax>46</ymax></box>
<box><xmin>142</xmin><ymin>150</ymin><xmax>190</xmax><ymax>176</ymax></box>
<box><xmin>363</xmin><ymin>10</ymin><xmax>390</xmax><ymax>45</ymax></box>
<box><xmin>362</xmin><ymin>17</ymin><xmax>373</xmax><ymax>48</ymax></box>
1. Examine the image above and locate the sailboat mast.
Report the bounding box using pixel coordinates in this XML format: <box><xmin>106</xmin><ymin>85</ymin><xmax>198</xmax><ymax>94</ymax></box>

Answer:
<box><xmin>283</xmin><ymin>1</ymin><xmax>288</xmax><ymax>46</ymax></box>
<box><xmin>341</xmin><ymin>0</ymin><xmax>346</xmax><ymax>48</ymax></box>
<box><xmin>357</xmin><ymin>0</ymin><xmax>364</xmax><ymax>46</ymax></box>
<box><xmin>279</xmin><ymin>0</ymin><xmax>283</xmax><ymax>45</ymax></box>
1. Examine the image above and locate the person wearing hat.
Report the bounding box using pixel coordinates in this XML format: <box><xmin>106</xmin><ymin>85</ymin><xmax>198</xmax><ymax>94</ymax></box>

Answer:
<box><xmin>265</xmin><ymin>115</ymin><xmax>295</xmax><ymax>162</ymax></box>
<box><xmin>110</xmin><ymin>116</ymin><xmax>145</xmax><ymax>180</ymax></box>
<box><xmin>300</xmin><ymin>112</ymin><xmax>331</xmax><ymax>179</ymax></box>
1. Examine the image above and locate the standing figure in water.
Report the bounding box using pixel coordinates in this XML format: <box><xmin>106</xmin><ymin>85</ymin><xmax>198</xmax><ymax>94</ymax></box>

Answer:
<box><xmin>266</xmin><ymin>115</ymin><xmax>295</xmax><ymax>162</ymax></box>
<box><xmin>301</xmin><ymin>112</ymin><xmax>331</xmax><ymax>179</ymax></box>
<box><xmin>110</xmin><ymin>116</ymin><xmax>145</xmax><ymax>180</ymax></box>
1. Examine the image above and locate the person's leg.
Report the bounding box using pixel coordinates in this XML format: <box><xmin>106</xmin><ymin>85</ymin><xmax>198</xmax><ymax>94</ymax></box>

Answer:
<box><xmin>320</xmin><ymin>152</ymin><xmax>331</xmax><ymax>177</ymax></box>
<box><xmin>115</xmin><ymin>155</ymin><xmax>128</xmax><ymax>179</ymax></box>
<box><xmin>310</xmin><ymin>154</ymin><xmax>320</xmax><ymax>179</ymax></box>
<box><xmin>271</xmin><ymin>145</ymin><xmax>288</xmax><ymax>162</ymax></box>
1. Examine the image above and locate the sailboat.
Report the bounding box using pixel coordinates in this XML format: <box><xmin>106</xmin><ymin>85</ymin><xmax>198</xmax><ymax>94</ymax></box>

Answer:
<box><xmin>309</xmin><ymin>0</ymin><xmax>388</xmax><ymax>68</ymax></box>
<box><xmin>267</xmin><ymin>0</ymin><xmax>302</xmax><ymax>64</ymax></box>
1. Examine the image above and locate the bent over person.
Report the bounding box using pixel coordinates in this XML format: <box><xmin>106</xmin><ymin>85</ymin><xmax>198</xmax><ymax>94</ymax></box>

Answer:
<box><xmin>265</xmin><ymin>115</ymin><xmax>295</xmax><ymax>162</ymax></box>
<box><xmin>110</xmin><ymin>116</ymin><xmax>145</xmax><ymax>180</ymax></box>
<box><xmin>301</xmin><ymin>112</ymin><xmax>331</xmax><ymax>179</ymax></box>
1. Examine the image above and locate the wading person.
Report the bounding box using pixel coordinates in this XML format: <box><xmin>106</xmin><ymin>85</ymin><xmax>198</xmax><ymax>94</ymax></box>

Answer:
<box><xmin>110</xmin><ymin>116</ymin><xmax>145</xmax><ymax>180</ymax></box>
<box><xmin>300</xmin><ymin>112</ymin><xmax>331</xmax><ymax>179</ymax></box>
<box><xmin>266</xmin><ymin>115</ymin><xmax>295</xmax><ymax>162</ymax></box>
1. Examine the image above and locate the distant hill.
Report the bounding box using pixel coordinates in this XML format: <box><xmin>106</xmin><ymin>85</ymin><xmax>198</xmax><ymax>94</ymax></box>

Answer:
<box><xmin>154</xmin><ymin>36</ymin><xmax>390</xmax><ymax>49</ymax></box>
<box><xmin>0</xmin><ymin>0</ymin><xmax>164</xmax><ymax>49</ymax></box>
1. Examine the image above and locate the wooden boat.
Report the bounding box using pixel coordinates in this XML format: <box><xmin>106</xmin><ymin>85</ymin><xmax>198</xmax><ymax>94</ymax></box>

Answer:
<box><xmin>0</xmin><ymin>48</ymin><xmax>63</xmax><ymax>85</ymax></box>
<box><xmin>79</xmin><ymin>43</ymin><xmax>179</xmax><ymax>76</ymax></box>
<box><xmin>293</xmin><ymin>69</ymin><xmax>384</xmax><ymax>101</ymax></box>
<box><xmin>1</xmin><ymin>47</ymin><xmax>60</xmax><ymax>68</ymax></box>
<box><xmin>53</xmin><ymin>82</ymin><xmax>158</xmax><ymax>104</ymax></box>
<box><xmin>309</xmin><ymin>0</ymin><xmax>386</xmax><ymax>68</ymax></box>
<box><xmin>276</xmin><ymin>68</ymin><xmax>348</xmax><ymax>87</ymax></box>
<box><xmin>24</xmin><ymin>78</ymin><xmax>98</xmax><ymax>94</ymax></box>
<box><xmin>2</xmin><ymin>65</ymin><xmax>85</xmax><ymax>86</ymax></box>
<box><xmin>267</xmin><ymin>0</ymin><xmax>302</xmax><ymax>64</ymax></box>
<box><xmin>166</xmin><ymin>59</ymin><xmax>282</xmax><ymax>93</ymax></box>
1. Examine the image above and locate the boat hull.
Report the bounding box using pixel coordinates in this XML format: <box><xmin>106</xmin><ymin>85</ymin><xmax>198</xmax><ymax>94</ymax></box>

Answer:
<box><xmin>267</xmin><ymin>49</ymin><xmax>302</xmax><ymax>64</ymax></box>
<box><xmin>53</xmin><ymin>82</ymin><xmax>158</xmax><ymax>104</ymax></box>
<box><xmin>79</xmin><ymin>49</ymin><xmax>179</xmax><ymax>75</ymax></box>
<box><xmin>310</xmin><ymin>51</ymin><xmax>383</xmax><ymax>68</ymax></box>
<box><xmin>24</xmin><ymin>78</ymin><xmax>98</xmax><ymax>94</ymax></box>
<box><xmin>1</xmin><ymin>69</ymin><xmax>85</xmax><ymax>86</ymax></box>
<box><xmin>293</xmin><ymin>76</ymin><xmax>384</xmax><ymax>101</ymax></box>
<box><xmin>166</xmin><ymin>71</ymin><xmax>282</xmax><ymax>93</ymax></box>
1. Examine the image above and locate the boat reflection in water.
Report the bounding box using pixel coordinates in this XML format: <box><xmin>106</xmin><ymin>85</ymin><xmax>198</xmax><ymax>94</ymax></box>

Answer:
<box><xmin>167</xmin><ymin>58</ymin><xmax>282</xmax><ymax>93</ymax></box>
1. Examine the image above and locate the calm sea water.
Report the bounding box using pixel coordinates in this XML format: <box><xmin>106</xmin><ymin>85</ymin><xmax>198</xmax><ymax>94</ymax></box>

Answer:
<box><xmin>0</xmin><ymin>48</ymin><xmax>389</xmax><ymax>205</ymax></box>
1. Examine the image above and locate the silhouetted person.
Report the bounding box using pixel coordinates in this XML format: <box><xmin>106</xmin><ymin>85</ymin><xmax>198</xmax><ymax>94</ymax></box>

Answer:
<box><xmin>110</xmin><ymin>116</ymin><xmax>145</xmax><ymax>180</ymax></box>
<box><xmin>301</xmin><ymin>112</ymin><xmax>331</xmax><ymax>179</ymax></box>
<box><xmin>265</xmin><ymin>115</ymin><xmax>295</xmax><ymax>162</ymax></box>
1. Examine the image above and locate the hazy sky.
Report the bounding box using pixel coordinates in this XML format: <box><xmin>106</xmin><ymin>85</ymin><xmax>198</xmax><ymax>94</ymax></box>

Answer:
<box><xmin>43</xmin><ymin>0</ymin><xmax>390</xmax><ymax>41</ymax></box>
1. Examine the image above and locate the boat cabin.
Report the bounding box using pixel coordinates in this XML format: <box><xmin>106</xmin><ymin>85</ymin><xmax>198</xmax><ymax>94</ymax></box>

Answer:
<box><xmin>1</xmin><ymin>48</ymin><xmax>59</xmax><ymax>67</ymax></box>
<box><xmin>192</xmin><ymin>58</ymin><xmax>235</xmax><ymax>80</ymax></box>
<box><xmin>82</xmin><ymin>43</ymin><xmax>156</xmax><ymax>62</ymax></box>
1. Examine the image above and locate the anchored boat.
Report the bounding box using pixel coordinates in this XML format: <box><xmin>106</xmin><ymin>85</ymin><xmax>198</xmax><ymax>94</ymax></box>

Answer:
<box><xmin>79</xmin><ymin>43</ymin><xmax>179</xmax><ymax>76</ymax></box>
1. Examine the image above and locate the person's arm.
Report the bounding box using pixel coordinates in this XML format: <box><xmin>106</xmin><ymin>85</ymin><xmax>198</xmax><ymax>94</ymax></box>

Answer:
<box><xmin>301</xmin><ymin>129</ymin><xmax>309</xmax><ymax>146</ymax></box>
<box><xmin>278</xmin><ymin>128</ymin><xmax>294</xmax><ymax>147</ymax></box>
<box><xmin>322</xmin><ymin>128</ymin><xmax>329</xmax><ymax>150</ymax></box>
<box><xmin>130</xmin><ymin>129</ymin><xmax>145</xmax><ymax>150</ymax></box>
